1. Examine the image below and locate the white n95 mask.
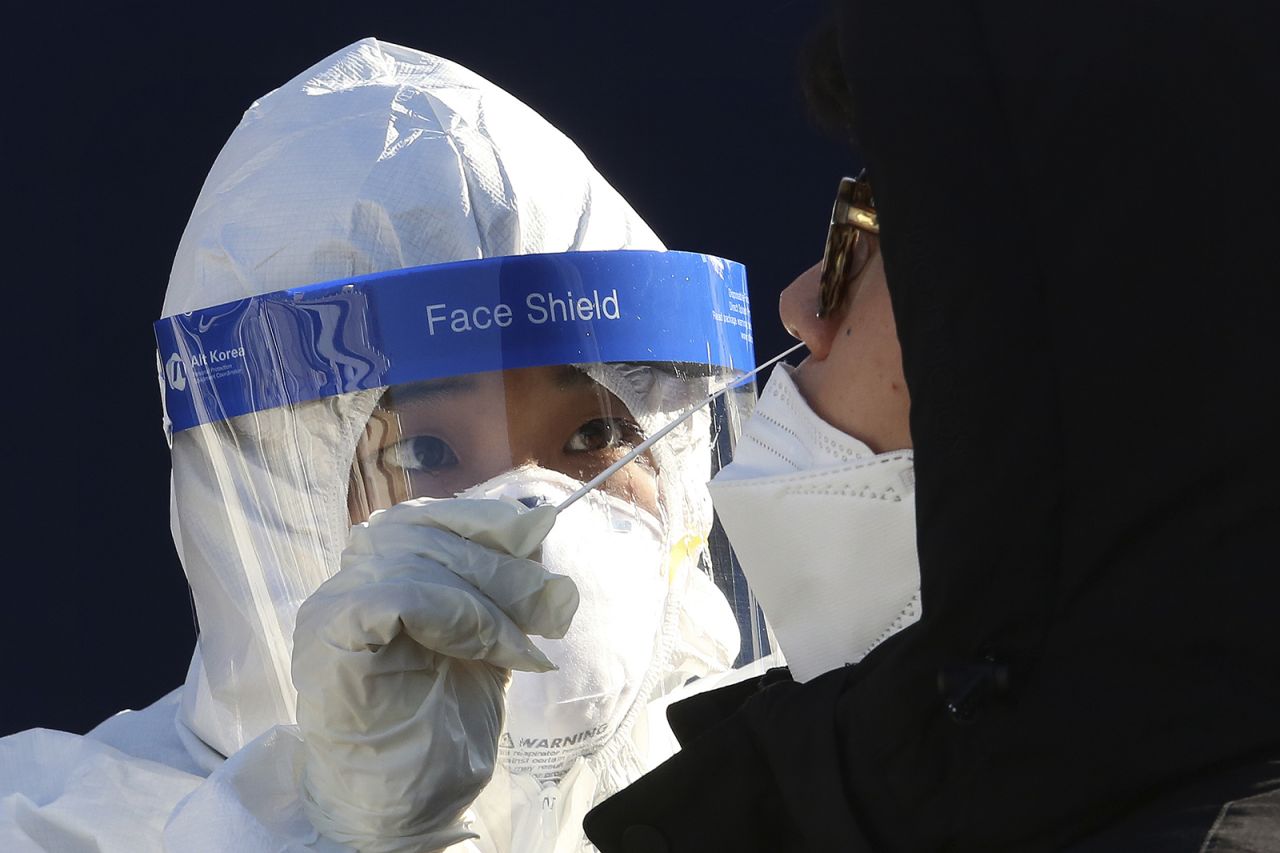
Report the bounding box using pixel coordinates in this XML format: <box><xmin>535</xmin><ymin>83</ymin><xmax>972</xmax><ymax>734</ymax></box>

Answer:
<box><xmin>460</xmin><ymin>467</ymin><xmax>671</xmax><ymax>783</ymax></box>
<box><xmin>707</xmin><ymin>363</ymin><xmax>921</xmax><ymax>683</ymax></box>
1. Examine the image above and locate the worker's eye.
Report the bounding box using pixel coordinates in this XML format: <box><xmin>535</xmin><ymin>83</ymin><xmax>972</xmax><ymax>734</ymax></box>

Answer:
<box><xmin>384</xmin><ymin>435</ymin><xmax>460</xmax><ymax>472</ymax></box>
<box><xmin>566</xmin><ymin>418</ymin><xmax>644</xmax><ymax>453</ymax></box>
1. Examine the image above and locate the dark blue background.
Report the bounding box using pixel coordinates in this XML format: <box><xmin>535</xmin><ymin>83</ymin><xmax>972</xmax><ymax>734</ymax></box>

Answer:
<box><xmin>12</xmin><ymin>0</ymin><xmax>858</xmax><ymax>737</ymax></box>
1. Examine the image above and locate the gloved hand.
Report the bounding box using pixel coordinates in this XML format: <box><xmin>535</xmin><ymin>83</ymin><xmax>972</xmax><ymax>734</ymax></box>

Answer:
<box><xmin>292</xmin><ymin>498</ymin><xmax>578</xmax><ymax>853</ymax></box>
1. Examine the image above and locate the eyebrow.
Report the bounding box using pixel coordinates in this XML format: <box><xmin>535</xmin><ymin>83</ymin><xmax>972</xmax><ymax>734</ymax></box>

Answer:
<box><xmin>554</xmin><ymin>366</ymin><xmax>637</xmax><ymax>419</ymax></box>
<box><xmin>553</xmin><ymin>365</ymin><xmax>597</xmax><ymax>391</ymax></box>
<box><xmin>383</xmin><ymin>366</ymin><xmax>601</xmax><ymax>409</ymax></box>
<box><xmin>384</xmin><ymin>375</ymin><xmax>480</xmax><ymax>407</ymax></box>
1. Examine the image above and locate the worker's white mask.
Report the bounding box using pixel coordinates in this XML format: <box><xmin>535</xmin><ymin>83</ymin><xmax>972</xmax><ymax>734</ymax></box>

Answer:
<box><xmin>707</xmin><ymin>364</ymin><xmax>921</xmax><ymax>682</ymax></box>
<box><xmin>459</xmin><ymin>467</ymin><xmax>671</xmax><ymax>783</ymax></box>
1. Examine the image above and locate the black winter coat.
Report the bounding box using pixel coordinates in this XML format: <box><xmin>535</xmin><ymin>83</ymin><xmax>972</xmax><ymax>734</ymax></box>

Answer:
<box><xmin>584</xmin><ymin>1</ymin><xmax>1280</xmax><ymax>850</ymax></box>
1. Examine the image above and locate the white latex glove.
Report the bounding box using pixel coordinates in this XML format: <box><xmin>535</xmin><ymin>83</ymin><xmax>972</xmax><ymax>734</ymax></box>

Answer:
<box><xmin>292</xmin><ymin>498</ymin><xmax>578</xmax><ymax>853</ymax></box>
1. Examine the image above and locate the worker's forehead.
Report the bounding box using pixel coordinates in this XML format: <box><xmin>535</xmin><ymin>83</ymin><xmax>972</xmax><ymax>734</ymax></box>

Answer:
<box><xmin>384</xmin><ymin>365</ymin><xmax>606</xmax><ymax>407</ymax></box>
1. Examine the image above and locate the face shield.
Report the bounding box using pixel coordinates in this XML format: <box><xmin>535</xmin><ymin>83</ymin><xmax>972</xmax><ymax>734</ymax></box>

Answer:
<box><xmin>156</xmin><ymin>249</ymin><xmax>775</xmax><ymax>768</ymax></box>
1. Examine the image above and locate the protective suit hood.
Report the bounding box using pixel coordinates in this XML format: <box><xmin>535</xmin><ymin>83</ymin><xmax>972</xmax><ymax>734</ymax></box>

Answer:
<box><xmin>161</xmin><ymin>37</ymin><xmax>681</xmax><ymax>759</ymax></box>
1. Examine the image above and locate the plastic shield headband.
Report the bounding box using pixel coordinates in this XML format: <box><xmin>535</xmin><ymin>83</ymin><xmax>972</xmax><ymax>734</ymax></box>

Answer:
<box><xmin>155</xmin><ymin>250</ymin><xmax>776</xmax><ymax>758</ymax></box>
<box><xmin>155</xmin><ymin>250</ymin><xmax>754</xmax><ymax>434</ymax></box>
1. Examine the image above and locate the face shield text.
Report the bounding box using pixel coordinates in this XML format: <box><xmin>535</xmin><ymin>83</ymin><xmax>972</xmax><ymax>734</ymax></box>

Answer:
<box><xmin>425</xmin><ymin>289</ymin><xmax>621</xmax><ymax>336</ymax></box>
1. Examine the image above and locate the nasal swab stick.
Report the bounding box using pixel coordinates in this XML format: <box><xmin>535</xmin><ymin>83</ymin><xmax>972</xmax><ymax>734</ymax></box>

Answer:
<box><xmin>555</xmin><ymin>341</ymin><xmax>807</xmax><ymax>513</ymax></box>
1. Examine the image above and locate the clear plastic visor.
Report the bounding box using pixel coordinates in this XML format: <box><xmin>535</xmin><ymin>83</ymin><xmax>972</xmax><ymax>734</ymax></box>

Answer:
<box><xmin>349</xmin><ymin>364</ymin><xmax>663</xmax><ymax>524</ymax></box>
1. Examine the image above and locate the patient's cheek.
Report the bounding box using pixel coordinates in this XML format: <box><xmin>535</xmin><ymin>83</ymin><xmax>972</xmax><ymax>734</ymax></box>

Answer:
<box><xmin>791</xmin><ymin>355</ymin><xmax>855</xmax><ymax>432</ymax></box>
<box><xmin>789</xmin><ymin>298</ymin><xmax>912</xmax><ymax>452</ymax></box>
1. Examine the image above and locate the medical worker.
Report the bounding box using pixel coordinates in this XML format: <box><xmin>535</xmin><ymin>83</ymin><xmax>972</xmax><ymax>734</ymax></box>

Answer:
<box><xmin>0</xmin><ymin>38</ymin><xmax>772</xmax><ymax>853</ymax></box>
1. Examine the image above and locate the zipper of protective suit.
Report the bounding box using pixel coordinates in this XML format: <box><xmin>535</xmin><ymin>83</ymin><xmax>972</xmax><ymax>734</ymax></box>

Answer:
<box><xmin>540</xmin><ymin>780</ymin><xmax>558</xmax><ymax>841</ymax></box>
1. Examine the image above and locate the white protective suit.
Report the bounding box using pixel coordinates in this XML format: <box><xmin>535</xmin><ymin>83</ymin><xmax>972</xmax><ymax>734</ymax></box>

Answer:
<box><xmin>0</xmin><ymin>38</ymin><xmax>754</xmax><ymax>853</ymax></box>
